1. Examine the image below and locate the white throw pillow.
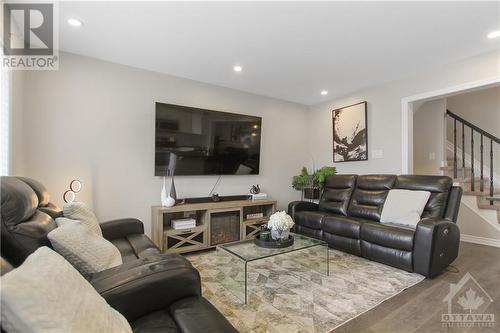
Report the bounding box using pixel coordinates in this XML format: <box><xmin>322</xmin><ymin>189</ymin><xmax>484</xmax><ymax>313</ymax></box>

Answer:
<box><xmin>48</xmin><ymin>222</ymin><xmax>123</xmax><ymax>275</ymax></box>
<box><xmin>380</xmin><ymin>189</ymin><xmax>431</xmax><ymax>227</ymax></box>
<box><xmin>63</xmin><ymin>202</ymin><xmax>102</xmax><ymax>236</ymax></box>
<box><xmin>0</xmin><ymin>247</ymin><xmax>132</xmax><ymax>333</ymax></box>
<box><xmin>55</xmin><ymin>217</ymin><xmax>78</xmax><ymax>227</ymax></box>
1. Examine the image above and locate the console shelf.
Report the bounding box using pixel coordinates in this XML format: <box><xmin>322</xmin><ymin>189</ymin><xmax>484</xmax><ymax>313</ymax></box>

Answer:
<box><xmin>152</xmin><ymin>199</ymin><xmax>276</xmax><ymax>254</ymax></box>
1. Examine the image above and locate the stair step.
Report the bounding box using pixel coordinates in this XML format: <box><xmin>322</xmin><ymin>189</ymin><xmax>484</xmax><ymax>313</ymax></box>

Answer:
<box><xmin>476</xmin><ymin>196</ymin><xmax>500</xmax><ymax>210</ymax></box>
<box><xmin>440</xmin><ymin>165</ymin><xmax>472</xmax><ymax>171</ymax></box>
<box><xmin>463</xmin><ymin>189</ymin><xmax>500</xmax><ymax>196</ymax></box>
<box><xmin>453</xmin><ymin>178</ymin><xmax>490</xmax><ymax>186</ymax></box>
<box><xmin>477</xmin><ymin>195</ymin><xmax>500</xmax><ymax>202</ymax></box>
<box><xmin>477</xmin><ymin>203</ymin><xmax>500</xmax><ymax>211</ymax></box>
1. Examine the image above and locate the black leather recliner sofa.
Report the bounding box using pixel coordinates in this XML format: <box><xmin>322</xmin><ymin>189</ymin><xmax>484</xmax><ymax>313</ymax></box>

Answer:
<box><xmin>289</xmin><ymin>174</ymin><xmax>462</xmax><ymax>278</ymax></box>
<box><xmin>0</xmin><ymin>176</ymin><xmax>237</xmax><ymax>333</ymax></box>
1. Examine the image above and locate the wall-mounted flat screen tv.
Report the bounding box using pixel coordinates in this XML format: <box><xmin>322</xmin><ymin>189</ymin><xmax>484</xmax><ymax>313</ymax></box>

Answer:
<box><xmin>155</xmin><ymin>102</ymin><xmax>262</xmax><ymax>176</ymax></box>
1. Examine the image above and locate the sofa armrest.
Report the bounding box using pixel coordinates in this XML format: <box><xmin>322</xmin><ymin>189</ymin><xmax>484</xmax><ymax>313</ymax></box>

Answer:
<box><xmin>413</xmin><ymin>217</ymin><xmax>460</xmax><ymax>278</ymax></box>
<box><xmin>168</xmin><ymin>297</ymin><xmax>238</xmax><ymax>333</ymax></box>
<box><xmin>90</xmin><ymin>255</ymin><xmax>201</xmax><ymax>322</ymax></box>
<box><xmin>100</xmin><ymin>218</ymin><xmax>144</xmax><ymax>240</ymax></box>
<box><xmin>444</xmin><ymin>186</ymin><xmax>463</xmax><ymax>222</ymax></box>
<box><xmin>288</xmin><ymin>201</ymin><xmax>319</xmax><ymax>219</ymax></box>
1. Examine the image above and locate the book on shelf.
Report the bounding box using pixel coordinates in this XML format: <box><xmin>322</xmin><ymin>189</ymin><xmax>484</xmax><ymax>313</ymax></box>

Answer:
<box><xmin>172</xmin><ymin>218</ymin><xmax>196</xmax><ymax>230</ymax></box>
<box><xmin>246</xmin><ymin>212</ymin><xmax>264</xmax><ymax>219</ymax></box>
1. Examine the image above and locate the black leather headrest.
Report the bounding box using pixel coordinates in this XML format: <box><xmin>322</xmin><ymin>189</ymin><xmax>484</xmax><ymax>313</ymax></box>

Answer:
<box><xmin>1</xmin><ymin>177</ymin><xmax>39</xmax><ymax>227</ymax></box>
<box><xmin>356</xmin><ymin>175</ymin><xmax>397</xmax><ymax>190</ymax></box>
<box><xmin>17</xmin><ymin>177</ymin><xmax>50</xmax><ymax>206</ymax></box>
<box><xmin>323</xmin><ymin>174</ymin><xmax>357</xmax><ymax>189</ymax></box>
<box><xmin>395</xmin><ymin>175</ymin><xmax>453</xmax><ymax>193</ymax></box>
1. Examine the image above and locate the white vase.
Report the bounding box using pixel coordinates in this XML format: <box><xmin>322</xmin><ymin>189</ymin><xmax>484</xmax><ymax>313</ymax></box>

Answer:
<box><xmin>164</xmin><ymin>196</ymin><xmax>175</xmax><ymax>208</ymax></box>
<box><xmin>271</xmin><ymin>228</ymin><xmax>290</xmax><ymax>241</ymax></box>
<box><xmin>161</xmin><ymin>177</ymin><xmax>175</xmax><ymax>207</ymax></box>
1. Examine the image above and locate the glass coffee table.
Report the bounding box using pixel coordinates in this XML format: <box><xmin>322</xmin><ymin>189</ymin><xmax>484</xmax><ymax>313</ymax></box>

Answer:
<box><xmin>216</xmin><ymin>233</ymin><xmax>329</xmax><ymax>304</ymax></box>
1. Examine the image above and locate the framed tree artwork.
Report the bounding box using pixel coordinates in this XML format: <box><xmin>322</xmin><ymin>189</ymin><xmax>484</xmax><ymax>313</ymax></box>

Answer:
<box><xmin>332</xmin><ymin>101</ymin><xmax>368</xmax><ymax>162</ymax></box>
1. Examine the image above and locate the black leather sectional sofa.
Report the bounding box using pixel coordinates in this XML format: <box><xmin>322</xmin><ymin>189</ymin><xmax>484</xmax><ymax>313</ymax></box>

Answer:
<box><xmin>289</xmin><ymin>175</ymin><xmax>462</xmax><ymax>278</ymax></box>
<box><xmin>0</xmin><ymin>176</ymin><xmax>237</xmax><ymax>333</ymax></box>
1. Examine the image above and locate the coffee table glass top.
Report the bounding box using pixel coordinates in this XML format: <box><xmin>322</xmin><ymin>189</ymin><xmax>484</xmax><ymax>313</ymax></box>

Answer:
<box><xmin>217</xmin><ymin>232</ymin><xmax>327</xmax><ymax>262</ymax></box>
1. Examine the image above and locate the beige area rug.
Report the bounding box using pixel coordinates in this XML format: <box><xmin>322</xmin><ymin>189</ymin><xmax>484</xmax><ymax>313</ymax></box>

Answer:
<box><xmin>187</xmin><ymin>248</ymin><xmax>425</xmax><ymax>333</ymax></box>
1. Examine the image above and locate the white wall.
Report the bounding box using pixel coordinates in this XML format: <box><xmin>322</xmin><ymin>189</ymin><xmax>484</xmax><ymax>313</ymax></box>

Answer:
<box><xmin>458</xmin><ymin>200</ymin><xmax>500</xmax><ymax>242</ymax></box>
<box><xmin>11</xmin><ymin>70</ymin><xmax>25</xmax><ymax>175</ymax></box>
<box><xmin>19</xmin><ymin>52</ymin><xmax>309</xmax><ymax>236</ymax></box>
<box><xmin>447</xmin><ymin>86</ymin><xmax>500</xmax><ymax>138</ymax></box>
<box><xmin>413</xmin><ymin>99</ymin><xmax>446</xmax><ymax>175</ymax></box>
<box><xmin>306</xmin><ymin>50</ymin><xmax>500</xmax><ymax>175</ymax></box>
<box><xmin>14</xmin><ymin>49</ymin><xmax>500</xmax><ymax>242</ymax></box>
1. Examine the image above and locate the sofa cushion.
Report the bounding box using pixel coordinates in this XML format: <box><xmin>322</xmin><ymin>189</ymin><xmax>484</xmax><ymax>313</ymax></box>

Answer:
<box><xmin>0</xmin><ymin>247</ymin><xmax>132</xmax><ymax>333</ymax></box>
<box><xmin>63</xmin><ymin>202</ymin><xmax>102</xmax><ymax>236</ymax></box>
<box><xmin>361</xmin><ymin>240</ymin><xmax>413</xmax><ymax>272</ymax></box>
<box><xmin>322</xmin><ymin>215</ymin><xmax>365</xmax><ymax>239</ymax></box>
<box><xmin>360</xmin><ymin>222</ymin><xmax>415</xmax><ymax>251</ymax></box>
<box><xmin>293</xmin><ymin>224</ymin><xmax>323</xmax><ymax>240</ymax></box>
<box><xmin>347</xmin><ymin>175</ymin><xmax>396</xmax><ymax>221</ymax></box>
<box><xmin>48</xmin><ymin>222</ymin><xmax>123</xmax><ymax>275</ymax></box>
<box><xmin>395</xmin><ymin>175</ymin><xmax>452</xmax><ymax>219</ymax></box>
<box><xmin>318</xmin><ymin>175</ymin><xmax>357</xmax><ymax>216</ymax></box>
<box><xmin>110</xmin><ymin>234</ymin><xmax>161</xmax><ymax>262</ymax></box>
<box><xmin>323</xmin><ymin>233</ymin><xmax>361</xmax><ymax>255</ymax></box>
<box><xmin>127</xmin><ymin>234</ymin><xmax>162</xmax><ymax>258</ymax></box>
<box><xmin>111</xmin><ymin>238</ymin><xmax>142</xmax><ymax>262</ymax></box>
<box><xmin>294</xmin><ymin>211</ymin><xmax>326</xmax><ymax>230</ymax></box>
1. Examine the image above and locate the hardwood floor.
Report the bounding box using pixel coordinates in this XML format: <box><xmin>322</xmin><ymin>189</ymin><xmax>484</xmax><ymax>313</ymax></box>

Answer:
<box><xmin>332</xmin><ymin>242</ymin><xmax>500</xmax><ymax>333</ymax></box>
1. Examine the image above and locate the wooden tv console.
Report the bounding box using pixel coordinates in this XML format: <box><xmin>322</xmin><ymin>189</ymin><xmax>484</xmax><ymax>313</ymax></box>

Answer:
<box><xmin>151</xmin><ymin>199</ymin><xmax>277</xmax><ymax>254</ymax></box>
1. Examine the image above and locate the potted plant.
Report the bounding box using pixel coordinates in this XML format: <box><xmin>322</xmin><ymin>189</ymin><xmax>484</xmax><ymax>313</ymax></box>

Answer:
<box><xmin>313</xmin><ymin>166</ymin><xmax>337</xmax><ymax>190</ymax></box>
<box><xmin>292</xmin><ymin>166</ymin><xmax>337</xmax><ymax>200</ymax></box>
<box><xmin>292</xmin><ymin>167</ymin><xmax>317</xmax><ymax>199</ymax></box>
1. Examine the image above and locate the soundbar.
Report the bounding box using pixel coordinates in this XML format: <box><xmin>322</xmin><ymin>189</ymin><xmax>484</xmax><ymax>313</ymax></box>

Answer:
<box><xmin>179</xmin><ymin>195</ymin><xmax>251</xmax><ymax>204</ymax></box>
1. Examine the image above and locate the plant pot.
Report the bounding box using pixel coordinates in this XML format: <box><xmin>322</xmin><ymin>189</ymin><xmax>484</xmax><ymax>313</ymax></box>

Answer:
<box><xmin>303</xmin><ymin>188</ymin><xmax>320</xmax><ymax>200</ymax></box>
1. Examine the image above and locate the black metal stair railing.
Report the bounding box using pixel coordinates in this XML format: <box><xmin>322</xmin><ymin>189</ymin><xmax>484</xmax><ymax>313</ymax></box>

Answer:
<box><xmin>447</xmin><ymin>110</ymin><xmax>500</xmax><ymax>205</ymax></box>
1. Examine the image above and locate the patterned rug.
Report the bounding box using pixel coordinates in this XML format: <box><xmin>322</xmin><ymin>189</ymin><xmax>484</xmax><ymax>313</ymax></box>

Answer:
<box><xmin>187</xmin><ymin>248</ymin><xmax>425</xmax><ymax>333</ymax></box>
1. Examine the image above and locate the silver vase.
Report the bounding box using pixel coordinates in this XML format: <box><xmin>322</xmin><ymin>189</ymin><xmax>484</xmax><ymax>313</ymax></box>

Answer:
<box><xmin>169</xmin><ymin>172</ymin><xmax>177</xmax><ymax>200</ymax></box>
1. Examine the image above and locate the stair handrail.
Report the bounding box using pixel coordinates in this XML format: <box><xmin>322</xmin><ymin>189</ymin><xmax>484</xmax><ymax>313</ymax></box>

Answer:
<box><xmin>446</xmin><ymin>109</ymin><xmax>498</xmax><ymax>205</ymax></box>
<box><xmin>446</xmin><ymin>110</ymin><xmax>500</xmax><ymax>144</ymax></box>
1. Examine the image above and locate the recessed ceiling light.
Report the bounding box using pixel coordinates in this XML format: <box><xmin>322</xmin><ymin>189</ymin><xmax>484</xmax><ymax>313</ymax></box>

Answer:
<box><xmin>320</xmin><ymin>90</ymin><xmax>328</xmax><ymax>95</ymax></box>
<box><xmin>487</xmin><ymin>30</ymin><xmax>500</xmax><ymax>39</ymax></box>
<box><xmin>233</xmin><ymin>65</ymin><xmax>243</xmax><ymax>72</ymax></box>
<box><xmin>67</xmin><ymin>18</ymin><xmax>82</xmax><ymax>27</ymax></box>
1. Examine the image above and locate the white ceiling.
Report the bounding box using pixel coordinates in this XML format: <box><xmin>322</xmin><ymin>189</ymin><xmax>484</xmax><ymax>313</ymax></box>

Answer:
<box><xmin>57</xmin><ymin>1</ymin><xmax>500</xmax><ymax>105</ymax></box>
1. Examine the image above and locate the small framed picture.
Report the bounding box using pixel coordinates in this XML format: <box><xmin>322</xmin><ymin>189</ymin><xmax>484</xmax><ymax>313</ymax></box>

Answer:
<box><xmin>332</xmin><ymin>101</ymin><xmax>368</xmax><ymax>162</ymax></box>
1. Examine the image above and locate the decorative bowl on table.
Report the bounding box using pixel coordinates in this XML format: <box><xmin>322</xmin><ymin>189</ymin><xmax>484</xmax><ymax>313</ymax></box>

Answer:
<box><xmin>254</xmin><ymin>234</ymin><xmax>294</xmax><ymax>248</ymax></box>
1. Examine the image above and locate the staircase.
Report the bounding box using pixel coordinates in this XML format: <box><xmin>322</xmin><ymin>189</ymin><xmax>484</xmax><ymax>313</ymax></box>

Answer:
<box><xmin>442</xmin><ymin>110</ymin><xmax>500</xmax><ymax>223</ymax></box>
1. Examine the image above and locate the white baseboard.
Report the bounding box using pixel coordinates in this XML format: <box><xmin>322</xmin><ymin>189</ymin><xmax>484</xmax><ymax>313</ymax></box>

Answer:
<box><xmin>461</xmin><ymin>234</ymin><xmax>500</xmax><ymax>248</ymax></box>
